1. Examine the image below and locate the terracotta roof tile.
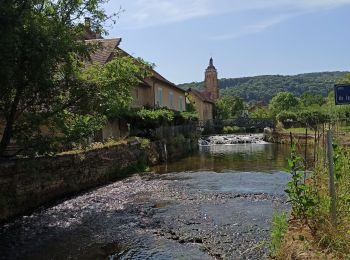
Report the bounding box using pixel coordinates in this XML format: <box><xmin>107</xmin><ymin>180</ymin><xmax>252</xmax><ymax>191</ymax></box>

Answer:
<box><xmin>84</xmin><ymin>38</ymin><xmax>185</xmax><ymax>94</ymax></box>
<box><xmin>85</xmin><ymin>38</ymin><xmax>121</xmax><ymax>64</ymax></box>
<box><xmin>188</xmin><ymin>88</ymin><xmax>215</xmax><ymax>104</ymax></box>
<box><xmin>115</xmin><ymin>47</ymin><xmax>185</xmax><ymax>93</ymax></box>
<box><xmin>151</xmin><ymin>71</ymin><xmax>185</xmax><ymax>93</ymax></box>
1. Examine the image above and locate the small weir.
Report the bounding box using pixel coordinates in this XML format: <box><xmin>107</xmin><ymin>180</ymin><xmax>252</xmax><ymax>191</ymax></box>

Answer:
<box><xmin>199</xmin><ymin>133</ymin><xmax>266</xmax><ymax>145</ymax></box>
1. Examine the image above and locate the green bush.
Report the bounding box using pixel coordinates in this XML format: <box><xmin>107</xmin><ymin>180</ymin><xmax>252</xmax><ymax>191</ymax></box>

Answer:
<box><xmin>285</xmin><ymin>144</ymin><xmax>316</xmax><ymax>221</ymax></box>
<box><xmin>296</xmin><ymin>109</ymin><xmax>328</xmax><ymax>128</ymax></box>
<box><xmin>223</xmin><ymin>126</ymin><xmax>241</xmax><ymax>134</ymax></box>
<box><xmin>137</xmin><ymin>108</ymin><xmax>174</xmax><ymax>124</ymax></box>
<box><xmin>178</xmin><ymin>111</ymin><xmax>199</xmax><ymax>122</ymax></box>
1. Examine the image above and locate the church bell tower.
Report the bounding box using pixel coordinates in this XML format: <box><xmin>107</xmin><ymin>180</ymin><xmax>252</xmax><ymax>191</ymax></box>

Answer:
<box><xmin>204</xmin><ymin>57</ymin><xmax>219</xmax><ymax>101</ymax></box>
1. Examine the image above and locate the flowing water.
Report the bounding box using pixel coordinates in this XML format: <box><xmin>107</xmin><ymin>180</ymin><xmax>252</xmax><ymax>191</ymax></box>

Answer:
<box><xmin>0</xmin><ymin>138</ymin><xmax>301</xmax><ymax>260</ymax></box>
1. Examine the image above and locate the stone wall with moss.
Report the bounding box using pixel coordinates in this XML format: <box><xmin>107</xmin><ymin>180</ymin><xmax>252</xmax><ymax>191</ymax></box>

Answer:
<box><xmin>0</xmin><ymin>136</ymin><xmax>198</xmax><ymax>223</ymax></box>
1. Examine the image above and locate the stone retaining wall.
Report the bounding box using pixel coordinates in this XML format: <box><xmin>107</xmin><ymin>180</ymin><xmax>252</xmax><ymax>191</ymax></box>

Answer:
<box><xmin>0</xmin><ymin>137</ymin><xmax>198</xmax><ymax>223</ymax></box>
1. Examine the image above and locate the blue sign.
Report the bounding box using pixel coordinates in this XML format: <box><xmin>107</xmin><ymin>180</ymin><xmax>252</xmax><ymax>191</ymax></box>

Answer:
<box><xmin>335</xmin><ymin>84</ymin><xmax>350</xmax><ymax>105</ymax></box>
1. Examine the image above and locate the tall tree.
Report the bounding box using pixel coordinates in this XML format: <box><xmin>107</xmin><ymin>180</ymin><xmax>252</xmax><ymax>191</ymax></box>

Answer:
<box><xmin>269</xmin><ymin>92</ymin><xmax>300</xmax><ymax>116</ymax></box>
<box><xmin>216</xmin><ymin>96</ymin><xmax>244</xmax><ymax>119</ymax></box>
<box><xmin>0</xmin><ymin>1</ymin><xmax>144</xmax><ymax>156</ymax></box>
<box><xmin>300</xmin><ymin>92</ymin><xmax>325</xmax><ymax>107</ymax></box>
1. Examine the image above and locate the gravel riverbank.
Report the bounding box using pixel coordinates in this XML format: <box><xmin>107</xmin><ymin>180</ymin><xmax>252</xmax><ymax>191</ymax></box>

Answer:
<box><xmin>0</xmin><ymin>169</ymin><xmax>290</xmax><ymax>260</ymax></box>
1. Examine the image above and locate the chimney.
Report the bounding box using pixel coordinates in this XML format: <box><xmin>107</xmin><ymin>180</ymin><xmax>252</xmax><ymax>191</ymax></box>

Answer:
<box><xmin>84</xmin><ymin>17</ymin><xmax>91</xmax><ymax>28</ymax></box>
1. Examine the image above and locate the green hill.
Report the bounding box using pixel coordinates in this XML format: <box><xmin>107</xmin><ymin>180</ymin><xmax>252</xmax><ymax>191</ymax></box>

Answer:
<box><xmin>179</xmin><ymin>71</ymin><xmax>348</xmax><ymax>103</ymax></box>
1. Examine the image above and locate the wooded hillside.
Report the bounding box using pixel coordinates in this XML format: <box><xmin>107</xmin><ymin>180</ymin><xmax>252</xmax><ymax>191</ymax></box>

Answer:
<box><xmin>179</xmin><ymin>71</ymin><xmax>348</xmax><ymax>102</ymax></box>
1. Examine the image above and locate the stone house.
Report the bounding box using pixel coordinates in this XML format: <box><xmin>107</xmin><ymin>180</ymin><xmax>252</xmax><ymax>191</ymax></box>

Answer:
<box><xmin>187</xmin><ymin>57</ymin><xmax>219</xmax><ymax>121</ymax></box>
<box><xmin>187</xmin><ymin>88</ymin><xmax>215</xmax><ymax>121</ymax></box>
<box><xmin>85</xmin><ymin>37</ymin><xmax>186</xmax><ymax>140</ymax></box>
<box><xmin>143</xmin><ymin>71</ymin><xmax>186</xmax><ymax>111</ymax></box>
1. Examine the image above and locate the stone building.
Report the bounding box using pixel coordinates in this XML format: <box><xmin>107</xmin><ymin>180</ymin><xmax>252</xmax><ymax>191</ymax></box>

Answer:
<box><xmin>187</xmin><ymin>57</ymin><xmax>219</xmax><ymax>121</ymax></box>
<box><xmin>203</xmin><ymin>57</ymin><xmax>219</xmax><ymax>102</ymax></box>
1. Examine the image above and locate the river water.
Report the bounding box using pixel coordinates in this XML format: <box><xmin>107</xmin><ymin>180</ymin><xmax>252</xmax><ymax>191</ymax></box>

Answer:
<box><xmin>0</xmin><ymin>139</ymin><xmax>294</xmax><ymax>260</ymax></box>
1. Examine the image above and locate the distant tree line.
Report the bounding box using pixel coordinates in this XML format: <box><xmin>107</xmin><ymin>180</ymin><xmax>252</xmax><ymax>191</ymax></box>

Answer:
<box><xmin>213</xmin><ymin>71</ymin><xmax>350</xmax><ymax>130</ymax></box>
<box><xmin>179</xmin><ymin>71</ymin><xmax>348</xmax><ymax>103</ymax></box>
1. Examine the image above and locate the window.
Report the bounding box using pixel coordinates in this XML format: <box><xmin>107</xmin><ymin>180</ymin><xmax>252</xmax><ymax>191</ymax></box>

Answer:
<box><xmin>169</xmin><ymin>92</ymin><xmax>174</xmax><ymax>109</ymax></box>
<box><xmin>179</xmin><ymin>96</ymin><xmax>183</xmax><ymax>111</ymax></box>
<box><xmin>157</xmin><ymin>88</ymin><xmax>163</xmax><ymax>106</ymax></box>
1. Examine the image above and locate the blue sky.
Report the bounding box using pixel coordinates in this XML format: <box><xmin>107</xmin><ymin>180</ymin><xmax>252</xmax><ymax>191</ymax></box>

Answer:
<box><xmin>103</xmin><ymin>0</ymin><xmax>350</xmax><ymax>84</ymax></box>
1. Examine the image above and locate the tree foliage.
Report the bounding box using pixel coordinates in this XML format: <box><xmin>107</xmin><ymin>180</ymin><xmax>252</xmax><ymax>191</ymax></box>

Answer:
<box><xmin>338</xmin><ymin>73</ymin><xmax>350</xmax><ymax>84</ymax></box>
<box><xmin>269</xmin><ymin>92</ymin><xmax>300</xmax><ymax>116</ymax></box>
<box><xmin>300</xmin><ymin>92</ymin><xmax>325</xmax><ymax>107</ymax></box>
<box><xmin>248</xmin><ymin>106</ymin><xmax>271</xmax><ymax>119</ymax></box>
<box><xmin>216</xmin><ymin>95</ymin><xmax>244</xmax><ymax>119</ymax></box>
<box><xmin>82</xmin><ymin>54</ymin><xmax>152</xmax><ymax>118</ymax></box>
<box><xmin>0</xmin><ymin>0</ymin><xmax>149</xmax><ymax>156</ymax></box>
<box><xmin>297</xmin><ymin>109</ymin><xmax>328</xmax><ymax>129</ymax></box>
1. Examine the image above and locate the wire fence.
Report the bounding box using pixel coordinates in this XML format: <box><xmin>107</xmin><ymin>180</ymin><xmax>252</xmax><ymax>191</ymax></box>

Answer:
<box><xmin>283</xmin><ymin>118</ymin><xmax>350</xmax><ymax>228</ymax></box>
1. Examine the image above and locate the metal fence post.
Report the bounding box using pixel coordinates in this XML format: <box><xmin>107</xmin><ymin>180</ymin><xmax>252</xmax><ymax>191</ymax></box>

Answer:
<box><xmin>327</xmin><ymin>130</ymin><xmax>337</xmax><ymax>226</ymax></box>
<box><xmin>304</xmin><ymin>127</ymin><xmax>308</xmax><ymax>183</ymax></box>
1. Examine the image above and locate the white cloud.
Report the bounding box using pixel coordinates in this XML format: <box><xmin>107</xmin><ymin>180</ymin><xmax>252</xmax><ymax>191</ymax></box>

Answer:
<box><xmin>289</xmin><ymin>0</ymin><xmax>350</xmax><ymax>9</ymax></box>
<box><xmin>119</xmin><ymin>0</ymin><xmax>213</xmax><ymax>29</ymax></box>
<box><xmin>210</xmin><ymin>13</ymin><xmax>301</xmax><ymax>41</ymax></box>
<box><xmin>115</xmin><ymin>0</ymin><xmax>350</xmax><ymax>29</ymax></box>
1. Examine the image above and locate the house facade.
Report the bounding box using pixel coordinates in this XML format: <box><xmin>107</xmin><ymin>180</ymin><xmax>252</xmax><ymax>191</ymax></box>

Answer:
<box><xmin>85</xmin><ymin>37</ymin><xmax>186</xmax><ymax>140</ymax></box>
<box><xmin>130</xmin><ymin>76</ymin><xmax>186</xmax><ymax>112</ymax></box>
<box><xmin>187</xmin><ymin>89</ymin><xmax>214</xmax><ymax>121</ymax></box>
<box><xmin>146</xmin><ymin>73</ymin><xmax>186</xmax><ymax>111</ymax></box>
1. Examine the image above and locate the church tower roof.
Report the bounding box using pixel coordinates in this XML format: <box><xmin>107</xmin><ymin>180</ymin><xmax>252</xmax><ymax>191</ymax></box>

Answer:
<box><xmin>207</xmin><ymin>57</ymin><xmax>216</xmax><ymax>70</ymax></box>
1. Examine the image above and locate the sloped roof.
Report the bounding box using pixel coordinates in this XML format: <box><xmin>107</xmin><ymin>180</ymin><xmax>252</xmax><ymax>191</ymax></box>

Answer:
<box><xmin>115</xmin><ymin>47</ymin><xmax>185</xmax><ymax>93</ymax></box>
<box><xmin>151</xmin><ymin>70</ymin><xmax>185</xmax><ymax>93</ymax></box>
<box><xmin>188</xmin><ymin>88</ymin><xmax>215</xmax><ymax>104</ymax></box>
<box><xmin>85</xmin><ymin>38</ymin><xmax>121</xmax><ymax>64</ymax></box>
<box><xmin>84</xmin><ymin>38</ymin><xmax>185</xmax><ymax>93</ymax></box>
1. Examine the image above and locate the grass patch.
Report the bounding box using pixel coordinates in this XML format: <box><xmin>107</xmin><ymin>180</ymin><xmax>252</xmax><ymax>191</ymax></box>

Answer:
<box><xmin>59</xmin><ymin>138</ymin><xmax>128</xmax><ymax>155</ymax></box>
<box><xmin>223</xmin><ymin>126</ymin><xmax>241</xmax><ymax>134</ymax></box>
<box><xmin>282</xmin><ymin>127</ymin><xmax>314</xmax><ymax>134</ymax></box>
<box><xmin>278</xmin><ymin>219</ymin><xmax>337</xmax><ymax>260</ymax></box>
<box><xmin>270</xmin><ymin>211</ymin><xmax>288</xmax><ymax>258</ymax></box>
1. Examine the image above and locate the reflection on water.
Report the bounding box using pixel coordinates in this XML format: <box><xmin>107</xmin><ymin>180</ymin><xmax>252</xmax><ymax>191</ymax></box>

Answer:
<box><xmin>153</xmin><ymin>143</ymin><xmax>297</xmax><ymax>173</ymax></box>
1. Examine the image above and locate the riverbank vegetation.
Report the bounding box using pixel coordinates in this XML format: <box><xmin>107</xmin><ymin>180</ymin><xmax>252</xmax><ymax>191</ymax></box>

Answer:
<box><xmin>270</xmin><ymin>128</ymin><xmax>350</xmax><ymax>259</ymax></box>
<box><xmin>0</xmin><ymin>0</ymin><xmax>147</xmax><ymax>157</ymax></box>
<box><xmin>270</xmin><ymin>212</ymin><xmax>288</xmax><ymax>259</ymax></box>
<box><xmin>269</xmin><ymin>73</ymin><xmax>350</xmax><ymax>259</ymax></box>
<box><xmin>0</xmin><ymin>1</ymin><xmax>199</xmax><ymax>158</ymax></box>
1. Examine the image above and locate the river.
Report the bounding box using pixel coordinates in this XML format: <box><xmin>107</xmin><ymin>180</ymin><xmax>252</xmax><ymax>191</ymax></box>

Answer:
<box><xmin>0</xmin><ymin>138</ymin><xmax>294</xmax><ymax>260</ymax></box>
